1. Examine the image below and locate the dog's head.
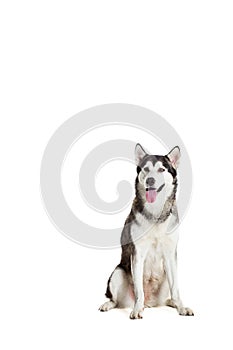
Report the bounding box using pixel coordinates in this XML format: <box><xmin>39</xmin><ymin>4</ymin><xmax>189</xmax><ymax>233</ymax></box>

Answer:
<box><xmin>135</xmin><ymin>144</ymin><xmax>180</xmax><ymax>204</ymax></box>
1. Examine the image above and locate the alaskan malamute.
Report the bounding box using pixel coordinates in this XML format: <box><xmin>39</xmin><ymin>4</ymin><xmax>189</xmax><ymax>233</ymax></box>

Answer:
<box><xmin>99</xmin><ymin>144</ymin><xmax>194</xmax><ymax>319</ymax></box>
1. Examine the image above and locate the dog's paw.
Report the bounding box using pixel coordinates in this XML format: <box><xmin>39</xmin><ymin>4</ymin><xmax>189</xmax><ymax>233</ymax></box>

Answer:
<box><xmin>166</xmin><ymin>299</ymin><xmax>176</xmax><ymax>308</ymax></box>
<box><xmin>99</xmin><ymin>301</ymin><xmax>116</xmax><ymax>312</ymax></box>
<box><xmin>166</xmin><ymin>299</ymin><xmax>194</xmax><ymax>316</ymax></box>
<box><xmin>178</xmin><ymin>307</ymin><xmax>194</xmax><ymax>316</ymax></box>
<box><xmin>130</xmin><ymin>308</ymin><xmax>144</xmax><ymax>319</ymax></box>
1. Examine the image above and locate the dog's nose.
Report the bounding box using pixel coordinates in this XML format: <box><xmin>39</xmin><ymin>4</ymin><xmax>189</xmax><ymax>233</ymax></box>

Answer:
<box><xmin>146</xmin><ymin>177</ymin><xmax>155</xmax><ymax>186</ymax></box>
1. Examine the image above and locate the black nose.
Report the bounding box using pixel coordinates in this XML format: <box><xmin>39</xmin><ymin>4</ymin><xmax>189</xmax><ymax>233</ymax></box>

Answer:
<box><xmin>146</xmin><ymin>177</ymin><xmax>155</xmax><ymax>186</ymax></box>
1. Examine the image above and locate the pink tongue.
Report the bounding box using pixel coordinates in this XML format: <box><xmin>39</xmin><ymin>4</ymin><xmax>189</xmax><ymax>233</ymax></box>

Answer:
<box><xmin>146</xmin><ymin>190</ymin><xmax>157</xmax><ymax>203</ymax></box>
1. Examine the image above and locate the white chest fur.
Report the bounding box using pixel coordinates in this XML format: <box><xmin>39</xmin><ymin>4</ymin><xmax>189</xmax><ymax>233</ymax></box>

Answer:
<box><xmin>131</xmin><ymin>211</ymin><xmax>177</xmax><ymax>242</ymax></box>
<box><xmin>131</xmin><ymin>212</ymin><xmax>179</xmax><ymax>281</ymax></box>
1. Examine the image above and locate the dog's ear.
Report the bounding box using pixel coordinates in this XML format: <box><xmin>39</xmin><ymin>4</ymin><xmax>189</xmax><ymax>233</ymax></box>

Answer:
<box><xmin>167</xmin><ymin>146</ymin><xmax>181</xmax><ymax>169</ymax></box>
<box><xmin>135</xmin><ymin>143</ymin><xmax>147</xmax><ymax>165</ymax></box>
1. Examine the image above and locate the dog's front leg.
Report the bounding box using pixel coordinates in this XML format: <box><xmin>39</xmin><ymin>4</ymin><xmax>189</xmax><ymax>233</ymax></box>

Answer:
<box><xmin>164</xmin><ymin>249</ymin><xmax>194</xmax><ymax>316</ymax></box>
<box><xmin>130</xmin><ymin>250</ymin><xmax>145</xmax><ymax>319</ymax></box>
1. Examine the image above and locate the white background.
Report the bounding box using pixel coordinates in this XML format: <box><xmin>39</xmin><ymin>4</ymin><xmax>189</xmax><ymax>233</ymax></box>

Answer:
<box><xmin>1</xmin><ymin>1</ymin><xmax>233</xmax><ymax>349</ymax></box>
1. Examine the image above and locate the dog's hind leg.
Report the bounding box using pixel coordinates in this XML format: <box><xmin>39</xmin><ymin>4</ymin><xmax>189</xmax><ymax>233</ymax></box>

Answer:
<box><xmin>99</xmin><ymin>300</ymin><xmax>117</xmax><ymax>312</ymax></box>
<box><xmin>99</xmin><ymin>266</ymin><xmax>133</xmax><ymax>312</ymax></box>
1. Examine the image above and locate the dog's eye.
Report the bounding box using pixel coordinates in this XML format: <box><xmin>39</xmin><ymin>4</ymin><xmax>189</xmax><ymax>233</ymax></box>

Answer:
<box><xmin>144</xmin><ymin>167</ymin><xmax>149</xmax><ymax>172</ymax></box>
<box><xmin>158</xmin><ymin>168</ymin><xmax>165</xmax><ymax>173</ymax></box>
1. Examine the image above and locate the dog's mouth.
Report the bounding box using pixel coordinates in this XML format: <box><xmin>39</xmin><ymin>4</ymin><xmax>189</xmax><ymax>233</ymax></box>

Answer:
<box><xmin>145</xmin><ymin>184</ymin><xmax>165</xmax><ymax>203</ymax></box>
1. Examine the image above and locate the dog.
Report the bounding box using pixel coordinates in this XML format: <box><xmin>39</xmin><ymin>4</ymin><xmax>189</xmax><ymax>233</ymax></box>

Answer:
<box><xmin>99</xmin><ymin>144</ymin><xmax>194</xmax><ymax>319</ymax></box>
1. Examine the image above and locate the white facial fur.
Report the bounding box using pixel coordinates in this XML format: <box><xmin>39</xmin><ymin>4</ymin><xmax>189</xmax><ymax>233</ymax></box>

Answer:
<box><xmin>138</xmin><ymin>160</ymin><xmax>174</xmax><ymax>198</ymax></box>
